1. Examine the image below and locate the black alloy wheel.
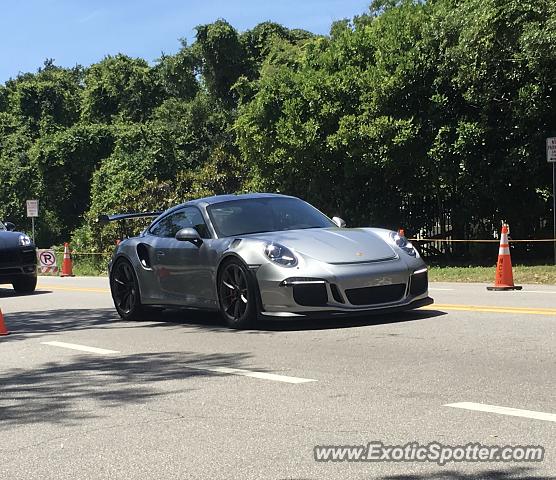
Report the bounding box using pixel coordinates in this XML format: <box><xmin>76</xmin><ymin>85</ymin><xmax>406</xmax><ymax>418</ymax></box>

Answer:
<box><xmin>110</xmin><ymin>259</ymin><xmax>147</xmax><ymax>320</ymax></box>
<box><xmin>218</xmin><ymin>260</ymin><xmax>256</xmax><ymax>329</ymax></box>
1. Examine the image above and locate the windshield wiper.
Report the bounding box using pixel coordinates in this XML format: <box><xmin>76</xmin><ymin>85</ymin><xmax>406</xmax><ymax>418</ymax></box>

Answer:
<box><xmin>238</xmin><ymin>226</ymin><xmax>326</xmax><ymax>235</ymax></box>
<box><xmin>241</xmin><ymin>230</ymin><xmax>272</xmax><ymax>235</ymax></box>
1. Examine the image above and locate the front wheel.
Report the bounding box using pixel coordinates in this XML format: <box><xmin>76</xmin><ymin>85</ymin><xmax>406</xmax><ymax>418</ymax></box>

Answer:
<box><xmin>110</xmin><ymin>258</ymin><xmax>148</xmax><ymax>320</ymax></box>
<box><xmin>218</xmin><ymin>260</ymin><xmax>257</xmax><ymax>329</ymax></box>
<box><xmin>12</xmin><ymin>276</ymin><xmax>37</xmax><ymax>294</ymax></box>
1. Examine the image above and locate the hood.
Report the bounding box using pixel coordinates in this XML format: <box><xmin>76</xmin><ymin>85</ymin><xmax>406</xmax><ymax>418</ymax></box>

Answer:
<box><xmin>249</xmin><ymin>228</ymin><xmax>397</xmax><ymax>264</ymax></box>
<box><xmin>0</xmin><ymin>230</ymin><xmax>25</xmax><ymax>249</ymax></box>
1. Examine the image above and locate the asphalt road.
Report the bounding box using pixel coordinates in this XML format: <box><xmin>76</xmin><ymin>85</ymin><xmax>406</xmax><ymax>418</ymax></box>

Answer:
<box><xmin>0</xmin><ymin>277</ymin><xmax>554</xmax><ymax>480</ymax></box>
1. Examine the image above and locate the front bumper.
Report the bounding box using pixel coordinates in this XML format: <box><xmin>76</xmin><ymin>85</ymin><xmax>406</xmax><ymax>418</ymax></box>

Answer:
<box><xmin>260</xmin><ymin>296</ymin><xmax>434</xmax><ymax>318</ymax></box>
<box><xmin>255</xmin><ymin>256</ymin><xmax>431</xmax><ymax>317</ymax></box>
<box><xmin>0</xmin><ymin>247</ymin><xmax>37</xmax><ymax>284</ymax></box>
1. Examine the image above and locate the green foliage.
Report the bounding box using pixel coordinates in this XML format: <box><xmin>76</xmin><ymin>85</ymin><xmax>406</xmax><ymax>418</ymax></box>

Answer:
<box><xmin>155</xmin><ymin>42</ymin><xmax>199</xmax><ymax>100</ymax></box>
<box><xmin>3</xmin><ymin>61</ymin><xmax>83</xmax><ymax>134</ymax></box>
<box><xmin>1</xmin><ymin>6</ymin><xmax>555</xmax><ymax>257</ymax></box>
<box><xmin>82</xmin><ymin>140</ymin><xmax>245</xmax><ymax>252</ymax></box>
<box><xmin>195</xmin><ymin>20</ymin><xmax>247</xmax><ymax>104</ymax></box>
<box><xmin>81</xmin><ymin>54</ymin><xmax>162</xmax><ymax>123</ymax></box>
<box><xmin>30</xmin><ymin>123</ymin><xmax>114</xmax><ymax>243</ymax></box>
<box><xmin>236</xmin><ymin>0</ymin><xmax>556</xmax><ymax>241</ymax></box>
<box><xmin>0</xmin><ymin>121</ymin><xmax>37</xmax><ymax>234</ymax></box>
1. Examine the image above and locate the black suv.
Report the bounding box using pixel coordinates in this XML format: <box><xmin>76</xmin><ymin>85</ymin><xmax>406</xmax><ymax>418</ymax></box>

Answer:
<box><xmin>0</xmin><ymin>220</ymin><xmax>37</xmax><ymax>293</ymax></box>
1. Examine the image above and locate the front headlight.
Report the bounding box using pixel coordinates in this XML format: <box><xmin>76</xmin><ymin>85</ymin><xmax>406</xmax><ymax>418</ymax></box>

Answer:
<box><xmin>19</xmin><ymin>234</ymin><xmax>32</xmax><ymax>246</ymax></box>
<box><xmin>388</xmin><ymin>231</ymin><xmax>418</xmax><ymax>257</ymax></box>
<box><xmin>264</xmin><ymin>243</ymin><xmax>298</xmax><ymax>267</ymax></box>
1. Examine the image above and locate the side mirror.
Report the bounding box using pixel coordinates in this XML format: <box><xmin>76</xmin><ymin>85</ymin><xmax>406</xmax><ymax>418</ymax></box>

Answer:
<box><xmin>175</xmin><ymin>227</ymin><xmax>203</xmax><ymax>247</ymax></box>
<box><xmin>332</xmin><ymin>217</ymin><xmax>346</xmax><ymax>228</ymax></box>
<box><xmin>4</xmin><ymin>222</ymin><xmax>15</xmax><ymax>231</ymax></box>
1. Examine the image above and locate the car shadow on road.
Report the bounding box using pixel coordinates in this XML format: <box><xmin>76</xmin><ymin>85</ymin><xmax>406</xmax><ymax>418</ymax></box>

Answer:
<box><xmin>377</xmin><ymin>467</ymin><xmax>553</xmax><ymax>480</ymax></box>
<box><xmin>0</xmin><ymin>307</ymin><xmax>448</xmax><ymax>342</ymax></box>
<box><xmin>0</xmin><ymin>350</ymin><xmax>252</xmax><ymax>427</ymax></box>
<box><xmin>157</xmin><ymin>307</ymin><xmax>448</xmax><ymax>333</ymax></box>
<box><xmin>256</xmin><ymin>309</ymin><xmax>447</xmax><ymax>332</ymax></box>
<box><xmin>0</xmin><ymin>288</ymin><xmax>51</xmax><ymax>298</ymax></box>
<box><xmin>0</xmin><ymin>308</ymin><xmax>124</xmax><ymax>343</ymax></box>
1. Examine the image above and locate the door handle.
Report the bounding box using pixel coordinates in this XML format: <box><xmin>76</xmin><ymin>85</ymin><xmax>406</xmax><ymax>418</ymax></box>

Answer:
<box><xmin>156</xmin><ymin>251</ymin><xmax>165</xmax><ymax>256</ymax></box>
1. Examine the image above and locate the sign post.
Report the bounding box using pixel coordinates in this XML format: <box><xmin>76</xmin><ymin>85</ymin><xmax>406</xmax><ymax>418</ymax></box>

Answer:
<box><xmin>547</xmin><ymin>138</ymin><xmax>556</xmax><ymax>264</ymax></box>
<box><xmin>26</xmin><ymin>199</ymin><xmax>39</xmax><ymax>244</ymax></box>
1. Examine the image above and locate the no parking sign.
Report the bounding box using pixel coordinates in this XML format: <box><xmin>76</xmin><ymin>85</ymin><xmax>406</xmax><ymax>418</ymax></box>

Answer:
<box><xmin>37</xmin><ymin>249</ymin><xmax>58</xmax><ymax>274</ymax></box>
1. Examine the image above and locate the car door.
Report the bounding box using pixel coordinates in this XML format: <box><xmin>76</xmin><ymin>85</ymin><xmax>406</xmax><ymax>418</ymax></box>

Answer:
<box><xmin>148</xmin><ymin>207</ymin><xmax>213</xmax><ymax>307</ymax></box>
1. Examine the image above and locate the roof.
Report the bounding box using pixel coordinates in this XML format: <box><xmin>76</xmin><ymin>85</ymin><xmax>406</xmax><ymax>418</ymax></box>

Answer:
<box><xmin>183</xmin><ymin>193</ymin><xmax>295</xmax><ymax>208</ymax></box>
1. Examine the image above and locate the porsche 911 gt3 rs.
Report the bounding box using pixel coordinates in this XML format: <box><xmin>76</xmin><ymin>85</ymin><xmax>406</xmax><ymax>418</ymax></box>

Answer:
<box><xmin>102</xmin><ymin>193</ymin><xmax>432</xmax><ymax>328</ymax></box>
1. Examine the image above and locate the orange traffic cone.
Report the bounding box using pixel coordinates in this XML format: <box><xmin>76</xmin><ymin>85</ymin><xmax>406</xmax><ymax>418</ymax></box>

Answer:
<box><xmin>60</xmin><ymin>242</ymin><xmax>75</xmax><ymax>277</ymax></box>
<box><xmin>0</xmin><ymin>308</ymin><xmax>9</xmax><ymax>336</ymax></box>
<box><xmin>487</xmin><ymin>224</ymin><xmax>522</xmax><ymax>291</ymax></box>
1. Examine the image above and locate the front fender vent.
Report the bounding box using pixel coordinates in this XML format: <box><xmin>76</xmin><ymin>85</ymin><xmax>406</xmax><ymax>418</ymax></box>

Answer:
<box><xmin>136</xmin><ymin>243</ymin><xmax>152</xmax><ymax>270</ymax></box>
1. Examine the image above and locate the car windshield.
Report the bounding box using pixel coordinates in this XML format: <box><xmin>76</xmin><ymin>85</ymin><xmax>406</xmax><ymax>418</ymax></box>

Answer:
<box><xmin>207</xmin><ymin>197</ymin><xmax>335</xmax><ymax>237</ymax></box>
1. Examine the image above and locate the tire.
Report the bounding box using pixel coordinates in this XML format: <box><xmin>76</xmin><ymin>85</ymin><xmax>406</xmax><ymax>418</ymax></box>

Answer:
<box><xmin>110</xmin><ymin>258</ymin><xmax>149</xmax><ymax>321</ymax></box>
<box><xmin>217</xmin><ymin>259</ymin><xmax>257</xmax><ymax>329</ymax></box>
<box><xmin>12</xmin><ymin>276</ymin><xmax>37</xmax><ymax>294</ymax></box>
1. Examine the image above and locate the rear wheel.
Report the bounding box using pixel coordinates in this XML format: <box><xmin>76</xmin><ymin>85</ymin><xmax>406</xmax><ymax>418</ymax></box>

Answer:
<box><xmin>110</xmin><ymin>258</ymin><xmax>149</xmax><ymax>320</ymax></box>
<box><xmin>12</xmin><ymin>276</ymin><xmax>37</xmax><ymax>294</ymax></box>
<box><xmin>218</xmin><ymin>259</ymin><xmax>257</xmax><ymax>329</ymax></box>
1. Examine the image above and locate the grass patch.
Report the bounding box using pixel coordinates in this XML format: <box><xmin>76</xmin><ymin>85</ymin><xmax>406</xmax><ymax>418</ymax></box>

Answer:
<box><xmin>71</xmin><ymin>255</ymin><xmax>110</xmax><ymax>276</ymax></box>
<box><xmin>429</xmin><ymin>265</ymin><xmax>556</xmax><ymax>284</ymax></box>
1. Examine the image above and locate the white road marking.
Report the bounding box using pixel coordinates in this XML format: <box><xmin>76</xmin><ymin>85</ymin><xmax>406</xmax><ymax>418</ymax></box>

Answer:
<box><xmin>187</xmin><ymin>365</ymin><xmax>316</xmax><ymax>384</ymax></box>
<box><xmin>41</xmin><ymin>341</ymin><xmax>120</xmax><ymax>355</ymax></box>
<box><xmin>445</xmin><ymin>402</ymin><xmax>556</xmax><ymax>423</ymax></box>
<box><xmin>40</xmin><ymin>342</ymin><xmax>314</xmax><ymax>383</ymax></box>
<box><xmin>516</xmin><ymin>290</ymin><xmax>556</xmax><ymax>294</ymax></box>
<box><xmin>429</xmin><ymin>288</ymin><xmax>454</xmax><ymax>291</ymax></box>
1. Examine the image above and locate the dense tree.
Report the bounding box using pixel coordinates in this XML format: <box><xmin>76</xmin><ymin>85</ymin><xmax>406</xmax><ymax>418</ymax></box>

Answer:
<box><xmin>194</xmin><ymin>20</ymin><xmax>247</xmax><ymax>104</ymax></box>
<box><xmin>154</xmin><ymin>42</ymin><xmax>199</xmax><ymax>100</ymax></box>
<box><xmin>81</xmin><ymin>54</ymin><xmax>162</xmax><ymax>123</ymax></box>
<box><xmin>30</xmin><ymin>124</ymin><xmax>114</xmax><ymax>241</ymax></box>
<box><xmin>3</xmin><ymin>61</ymin><xmax>82</xmax><ymax>134</ymax></box>
<box><xmin>0</xmin><ymin>3</ymin><xmax>554</xmax><ymax>261</ymax></box>
<box><xmin>236</xmin><ymin>0</ymin><xmax>556</xmax><ymax>254</ymax></box>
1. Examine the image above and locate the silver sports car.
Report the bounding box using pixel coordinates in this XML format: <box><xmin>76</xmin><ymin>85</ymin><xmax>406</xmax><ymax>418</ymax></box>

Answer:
<box><xmin>102</xmin><ymin>193</ymin><xmax>432</xmax><ymax>328</ymax></box>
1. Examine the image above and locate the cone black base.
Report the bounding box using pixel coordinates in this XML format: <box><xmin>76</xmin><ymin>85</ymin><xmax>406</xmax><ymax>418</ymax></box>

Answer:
<box><xmin>486</xmin><ymin>286</ymin><xmax>523</xmax><ymax>291</ymax></box>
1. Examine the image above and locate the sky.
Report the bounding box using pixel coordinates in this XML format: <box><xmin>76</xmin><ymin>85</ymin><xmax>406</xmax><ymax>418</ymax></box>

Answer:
<box><xmin>0</xmin><ymin>0</ymin><xmax>371</xmax><ymax>83</ymax></box>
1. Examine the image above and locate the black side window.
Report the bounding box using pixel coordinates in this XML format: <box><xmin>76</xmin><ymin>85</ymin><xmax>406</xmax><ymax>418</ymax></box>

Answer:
<box><xmin>149</xmin><ymin>208</ymin><xmax>210</xmax><ymax>239</ymax></box>
<box><xmin>183</xmin><ymin>207</ymin><xmax>211</xmax><ymax>239</ymax></box>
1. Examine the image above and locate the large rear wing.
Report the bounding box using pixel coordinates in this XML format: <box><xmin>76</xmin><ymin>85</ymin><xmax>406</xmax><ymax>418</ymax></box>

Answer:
<box><xmin>98</xmin><ymin>212</ymin><xmax>162</xmax><ymax>224</ymax></box>
<box><xmin>98</xmin><ymin>211</ymin><xmax>163</xmax><ymax>239</ymax></box>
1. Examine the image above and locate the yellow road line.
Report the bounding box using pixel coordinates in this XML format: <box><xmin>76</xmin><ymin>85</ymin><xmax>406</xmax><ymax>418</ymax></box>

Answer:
<box><xmin>423</xmin><ymin>304</ymin><xmax>556</xmax><ymax>316</ymax></box>
<box><xmin>37</xmin><ymin>284</ymin><xmax>110</xmax><ymax>294</ymax></box>
<box><xmin>35</xmin><ymin>284</ymin><xmax>556</xmax><ymax>316</ymax></box>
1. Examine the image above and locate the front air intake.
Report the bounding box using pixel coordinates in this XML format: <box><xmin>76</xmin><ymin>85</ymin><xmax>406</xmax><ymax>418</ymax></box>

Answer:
<box><xmin>345</xmin><ymin>284</ymin><xmax>406</xmax><ymax>306</ymax></box>
<box><xmin>293</xmin><ymin>284</ymin><xmax>328</xmax><ymax>307</ymax></box>
<box><xmin>410</xmin><ymin>270</ymin><xmax>428</xmax><ymax>296</ymax></box>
